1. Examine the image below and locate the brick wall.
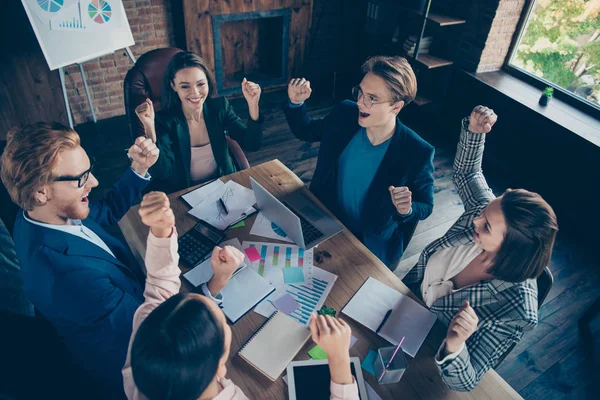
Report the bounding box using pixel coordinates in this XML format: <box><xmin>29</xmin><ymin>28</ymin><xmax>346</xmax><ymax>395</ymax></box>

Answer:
<box><xmin>63</xmin><ymin>0</ymin><xmax>363</xmax><ymax>124</ymax></box>
<box><xmin>64</xmin><ymin>0</ymin><xmax>176</xmax><ymax>125</ymax></box>
<box><xmin>436</xmin><ymin>0</ymin><xmax>526</xmax><ymax>73</ymax></box>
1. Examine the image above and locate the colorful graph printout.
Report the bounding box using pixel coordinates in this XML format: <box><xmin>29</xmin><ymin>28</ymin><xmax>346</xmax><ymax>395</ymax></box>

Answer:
<box><xmin>253</xmin><ymin>266</ymin><xmax>337</xmax><ymax>326</ymax></box>
<box><xmin>88</xmin><ymin>0</ymin><xmax>112</xmax><ymax>24</ymax></box>
<box><xmin>242</xmin><ymin>241</ymin><xmax>314</xmax><ymax>286</ymax></box>
<box><xmin>37</xmin><ymin>0</ymin><xmax>64</xmax><ymax>13</ymax></box>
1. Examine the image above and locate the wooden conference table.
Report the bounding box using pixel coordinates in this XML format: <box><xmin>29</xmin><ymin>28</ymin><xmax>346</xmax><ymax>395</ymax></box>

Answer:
<box><xmin>119</xmin><ymin>160</ymin><xmax>521</xmax><ymax>400</ymax></box>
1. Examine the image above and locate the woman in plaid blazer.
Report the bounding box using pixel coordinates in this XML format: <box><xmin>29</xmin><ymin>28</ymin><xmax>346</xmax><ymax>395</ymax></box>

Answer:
<box><xmin>403</xmin><ymin>105</ymin><xmax>559</xmax><ymax>391</ymax></box>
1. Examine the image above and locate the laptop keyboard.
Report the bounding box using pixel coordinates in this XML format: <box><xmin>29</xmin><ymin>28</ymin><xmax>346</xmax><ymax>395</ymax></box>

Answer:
<box><xmin>284</xmin><ymin>202</ymin><xmax>325</xmax><ymax>244</ymax></box>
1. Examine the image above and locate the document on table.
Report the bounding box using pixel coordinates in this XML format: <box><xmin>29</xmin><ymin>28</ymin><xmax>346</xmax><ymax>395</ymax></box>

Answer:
<box><xmin>250</xmin><ymin>212</ymin><xmax>294</xmax><ymax>243</ymax></box>
<box><xmin>181</xmin><ymin>179</ymin><xmax>224</xmax><ymax>207</ymax></box>
<box><xmin>188</xmin><ymin>180</ymin><xmax>256</xmax><ymax>230</ymax></box>
<box><xmin>183</xmin><ymin>238</ymin><xmax>274</xmax><ymax>323</ymax></box>
<box><xmin>342</xmin><ymin>277</ymin><xmax>437</xmax><ymax>358</ymax></box>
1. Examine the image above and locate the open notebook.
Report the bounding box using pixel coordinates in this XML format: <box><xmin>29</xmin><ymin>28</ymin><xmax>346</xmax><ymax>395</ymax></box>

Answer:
<box><xmin>238</xmin><ymin>311</ymin><xmax>311</xmax><ymax>381</ymax></box>
<box><xmin>342</xmin><ymin>277</ymin><xmax>437</xmax><ymax>358</ymax></box>
<box><xmin>183</xmin><ymin>238</ymin><xmax>274</xmax><ymax>323</ymax></box>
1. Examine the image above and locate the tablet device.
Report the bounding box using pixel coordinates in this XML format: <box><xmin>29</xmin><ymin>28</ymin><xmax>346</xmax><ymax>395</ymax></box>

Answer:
<box><xmin>286</xmin><ymin>358</ymin><xmax>368</xmax><ymax>400</ymax></box>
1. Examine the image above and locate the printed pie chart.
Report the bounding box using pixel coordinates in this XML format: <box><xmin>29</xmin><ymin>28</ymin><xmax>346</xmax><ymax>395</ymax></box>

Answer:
<box><xmin>37</xmin><ymin>0</ymin><xmax>64</xmax><ymax>12</ymax></box>
<box><xmin>88</xmin><ymin>0</ymin><xmax>112</xmax><ymax>24</ymax></box>
<box><xmin>271</xmin><ymin>222</ymin><xmax>288</xmax><ymax>238</ymax></box>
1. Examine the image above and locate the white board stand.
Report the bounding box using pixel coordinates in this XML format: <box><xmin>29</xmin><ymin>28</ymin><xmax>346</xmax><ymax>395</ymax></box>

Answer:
<box><xmin>59</xmin><ymin>47</ymin><xmax>137</xmax><ymax>129</ymax></box>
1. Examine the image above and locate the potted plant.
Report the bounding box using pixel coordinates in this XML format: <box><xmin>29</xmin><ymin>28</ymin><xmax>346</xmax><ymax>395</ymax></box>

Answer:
<box><xmin>539</xmin><ymin>86</ymin><xmax>554</xmax><ymax>106</ymax></box>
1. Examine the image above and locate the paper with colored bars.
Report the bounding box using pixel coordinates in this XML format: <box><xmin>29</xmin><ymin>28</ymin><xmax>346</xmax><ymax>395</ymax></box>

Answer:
<box><xmin>243</xmin><ymin>240</ymin><xmax>337</xmax><ymax>326</ymax></box>
<box><xmin>242</xmin><ymin>241</ymin><xmax>314</xmax><ymax>286</ymax></box>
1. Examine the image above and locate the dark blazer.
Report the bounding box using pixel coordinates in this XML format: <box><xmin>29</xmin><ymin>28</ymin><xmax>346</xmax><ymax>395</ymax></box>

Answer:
<box><xmin>12</xmin><ymin>168</ymin><xmax>148</xmax><ymax>397</ymax></box>
<box><xmin>283</xmin><ymin>100</ymin><xmax>434</xmax><ymax>268</ymax></box>
<box><xmin>150</xmin><ymin>96</ymin><xmax>264</xmax><ymax>193</ymax></box>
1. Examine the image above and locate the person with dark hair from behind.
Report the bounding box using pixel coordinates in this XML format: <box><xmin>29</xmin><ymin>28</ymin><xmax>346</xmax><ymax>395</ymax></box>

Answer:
<box><xmin>135</xmin><ymin>51</ymin><xmax>264</xmax><ymax>193</ymax></box>
<box><xmin>403</xmin><ymin>106</ymin><xmax>559</xmax><ymax>391</ymax></box>
<box><xmin>122</xmin><ymin>192</ymin><xmax>360</xmax><ymax>400</ymax></box>
<box><xmin>0</xmin><ymin>122</ymin><xmax>159</xmax><ymax>397</ymax></box>
<box><xmin>284</xmin><ymin>56</ymin><xmax>434</xmax><ymax>269</ymax></box>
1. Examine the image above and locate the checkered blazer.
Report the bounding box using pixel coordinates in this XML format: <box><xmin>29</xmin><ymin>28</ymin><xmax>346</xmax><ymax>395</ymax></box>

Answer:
<box><xmin>403</xmin><ymin>118</ymin><xmax>538</xmax><ymax>392</ymax></box>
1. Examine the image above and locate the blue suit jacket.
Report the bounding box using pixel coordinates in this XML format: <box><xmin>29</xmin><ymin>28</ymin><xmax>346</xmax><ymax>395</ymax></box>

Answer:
<box><xmin>283</xmin><ymin>100</ymin><xmax>435</xmax><ymax>267</ymax></box>
<box><xmin>13</xmin><ymin>168</ymin><xmax>148</xmax><ymax>396</ymax></box>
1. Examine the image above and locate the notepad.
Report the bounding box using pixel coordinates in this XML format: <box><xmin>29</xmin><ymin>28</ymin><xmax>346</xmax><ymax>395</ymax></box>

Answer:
<box><xmin>238</xmin><ymin>311</ymin><xmax>311</xmax><ymax>381</ymax></box>
<box><xmin>342</xmin><ymin>277</ymin><xmax>437</xmax><ymax>358</ymax></box>
<box><xmin>183</xmin><ymin>238</ymin><xmax>275</xmax><ymax>323</ymax></box>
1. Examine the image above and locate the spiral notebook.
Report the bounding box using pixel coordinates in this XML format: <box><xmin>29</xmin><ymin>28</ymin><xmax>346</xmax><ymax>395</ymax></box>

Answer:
<box><xmin>238</xmin><ymin>311</ymin><xmax>311</xmax><ymax>381</ymax></box>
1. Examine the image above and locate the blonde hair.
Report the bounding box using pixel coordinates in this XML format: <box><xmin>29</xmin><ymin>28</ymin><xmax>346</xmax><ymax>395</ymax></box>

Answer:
<box><xmin>1</xmin><ymin>122</ymin><xmax>80</xmax><ymax>211</ymax></box>
<box><xmin>362</xmin><ymin>56</ymin><xmax>417</xmax><ymax>105</ymax></box>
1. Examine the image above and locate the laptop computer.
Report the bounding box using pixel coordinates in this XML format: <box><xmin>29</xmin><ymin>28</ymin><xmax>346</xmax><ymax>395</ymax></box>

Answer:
<box><xmin>250</xmin><ymin>177</ymin><xmax>344</xmax><ymax>249</ymax></box>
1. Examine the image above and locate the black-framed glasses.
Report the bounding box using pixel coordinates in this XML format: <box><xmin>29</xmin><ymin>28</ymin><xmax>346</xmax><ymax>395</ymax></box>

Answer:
<box><xmin>351</xmin><ymin>86</ymin><xmax>394</xmax><ymax>109</ymax></box>
<box><xmin>54</xmin><ymin>158</ymin><xmax>95</xmax><ymax>188</ymax></box>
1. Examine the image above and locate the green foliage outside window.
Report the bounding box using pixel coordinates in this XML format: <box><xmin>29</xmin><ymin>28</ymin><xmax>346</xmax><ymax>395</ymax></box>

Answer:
<box><xmin>510</xmin><ymin>0</ymin><xmax>600</xmax><ymax>107</ymax></box>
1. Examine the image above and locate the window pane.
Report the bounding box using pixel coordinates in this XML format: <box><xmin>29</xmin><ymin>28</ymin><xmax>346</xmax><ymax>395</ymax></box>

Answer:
<box><xmin>509</xmin><ymin>0</ymin><xmax>600</xmax><ymax>108</ymax></box>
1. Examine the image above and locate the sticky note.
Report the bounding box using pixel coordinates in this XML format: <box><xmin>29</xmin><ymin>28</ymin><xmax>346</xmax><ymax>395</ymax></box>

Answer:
<box><xmin>309</xmin><ymin>335</ymin><xmax>358</xmax><ymax>361</ymax></box>
<box><xmin>361</xmin><ymin>350</ymin><xmax>378</xmax><ymax>376</ymax></box>
<box><xmin>283</xmin><ymin>267</ymin><xmax>305</xmax><ymax>283</ymax></box>
<box><xmin>273</xmin><ymin>294</ymin><xmax>300</xmax><ymax>315</ymax></box>
<box><xmin>308</xmin><ymin>345</ymin><xmax>328</xmax><ymax>360</ymax></box>
<box><xmin>244</xmin><ymin>246</ymin><xmax>261</xmax><ymax>262</ymax></box>
<box><xmin>230</xmin><ymin>220</ymin><xmax>246</xmax><ymax>229</ymax></box>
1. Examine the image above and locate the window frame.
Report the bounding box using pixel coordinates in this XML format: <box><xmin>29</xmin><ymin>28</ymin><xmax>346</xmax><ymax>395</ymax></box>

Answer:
<box><xmin>503</xmin><ymin>0</ymin><xmax>600</xmax><ymax>118</ymax></box>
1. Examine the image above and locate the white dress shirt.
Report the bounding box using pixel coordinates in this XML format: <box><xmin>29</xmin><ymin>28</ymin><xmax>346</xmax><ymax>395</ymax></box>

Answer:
<box><xmin>23</xmin><ymin>212</ymin><xmax>116</xmax><ymax>258</ymax></box>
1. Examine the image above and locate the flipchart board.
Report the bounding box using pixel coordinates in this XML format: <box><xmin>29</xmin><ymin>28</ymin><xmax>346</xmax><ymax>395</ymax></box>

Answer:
<box><xmin>21</xmin><ymin>0</ymin><xmax>135</xmax><ymax>70</ymax></box>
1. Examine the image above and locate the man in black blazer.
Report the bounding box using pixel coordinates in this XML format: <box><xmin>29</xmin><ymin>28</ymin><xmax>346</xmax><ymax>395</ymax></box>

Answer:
<box><xmin>283</xmin><ymin>56</ymin><xmax>434</xmax><ymax>269</ymax></box>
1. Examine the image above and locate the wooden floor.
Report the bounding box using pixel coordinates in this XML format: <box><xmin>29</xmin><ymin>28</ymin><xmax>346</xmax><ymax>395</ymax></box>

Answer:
<box><xmin>79</xmin><ymin>91</ymin><xmax>599</xmax><ymax>399</ymax></box>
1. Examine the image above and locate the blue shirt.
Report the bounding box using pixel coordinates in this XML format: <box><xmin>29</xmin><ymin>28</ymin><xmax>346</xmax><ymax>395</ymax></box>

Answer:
<box><xmin>337</xmin><ymin>128</ymin><xmax>391</xmax><ymax>233</ymax></box>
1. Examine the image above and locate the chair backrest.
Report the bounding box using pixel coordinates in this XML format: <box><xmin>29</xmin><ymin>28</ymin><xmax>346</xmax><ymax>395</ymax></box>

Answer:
<box><xmin>124</xmin><ymin>47</ymin><xmax>183</xmax><ymax>142</ymax></box>
<box><xmin>536</xmin><ymin>266</ymin><xmax>553</xmax><ymax>307</ymax></box>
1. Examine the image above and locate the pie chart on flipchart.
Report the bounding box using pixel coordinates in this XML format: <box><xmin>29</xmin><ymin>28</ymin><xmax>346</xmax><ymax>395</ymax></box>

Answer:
<box><xmin>37</xmin><ymin>0</ymin><xmax>64</xmax><ymax>12</ymax></box>
<box><xmin>88</xmin><ymin>0</ymin><xmax>112</xmax><ymax>24</ymax></box>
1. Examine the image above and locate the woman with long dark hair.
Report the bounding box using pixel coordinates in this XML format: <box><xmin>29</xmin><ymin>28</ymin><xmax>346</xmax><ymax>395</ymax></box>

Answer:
<box><xmin>403</xmin><ymin>105</ymin><xmax>559</xmax><ymax>391</ymax></box>
<box><xmin>135</xmin><ymin>51</ymin><xmax>264</xmax><ymax>193</ymax></box>
<box><xmin>122</xmin><ymin>192</ymin><xmax>360</xmax><ymax>400</ymax></box>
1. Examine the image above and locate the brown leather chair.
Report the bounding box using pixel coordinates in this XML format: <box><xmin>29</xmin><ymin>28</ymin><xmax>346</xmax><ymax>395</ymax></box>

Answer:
<box><xmin>123</xmin><ymin>47</ymin><xmax>250</xmax><ymax>170</ymax></box>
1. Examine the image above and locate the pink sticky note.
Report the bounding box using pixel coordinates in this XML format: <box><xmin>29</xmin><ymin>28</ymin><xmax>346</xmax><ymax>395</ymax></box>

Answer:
<box><xmin>244</xmin><ymin>246</ymin><xmax>261</xmax><ymax>262</ymax></box>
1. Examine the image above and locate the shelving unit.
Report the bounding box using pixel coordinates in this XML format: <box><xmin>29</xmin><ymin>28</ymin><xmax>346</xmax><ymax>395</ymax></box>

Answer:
<box><xmin>416</xmin><ymin>54</ymin><xmax>454</xmax><ymax>69</ymax></box>
<box><xmin>362</xmin><ymin>1</ymin><xmax>467</xmax><ymax>109</ymax></box>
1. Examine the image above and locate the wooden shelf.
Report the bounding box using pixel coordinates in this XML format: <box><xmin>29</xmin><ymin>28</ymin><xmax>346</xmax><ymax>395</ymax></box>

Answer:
<box><xmin>413</xmin><ymin>95</ymin><xmax>433</xmax><ymax>107</ymax></box>
<box><xmin>426</xmin><ymin>12</ymin><xmax>466</xmax><ymax>26</ymax></box>
<box><xmin>399</xmin><ymin>7</ymin><xmax>466</xmax><ymax>26</ymax></box>
<box><xmin>416</xmin><ymin>54</ymin><xmax>454</xmax><ymax>69</ymax></box>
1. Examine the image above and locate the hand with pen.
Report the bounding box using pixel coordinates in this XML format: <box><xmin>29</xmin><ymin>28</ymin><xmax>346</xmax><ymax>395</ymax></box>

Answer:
<box><xmin>207</xmin><ymin>245</ymin><xmax>245</xmax><ymax>297</ymax></box>
<box><xmin>444</xmin><ymin>301</ymin><xmax>479</xmax><ymax>356</ymax></box>
<box><xmin>309</xmin><ymin>314</ymin><xmax>354</xmax><ymax>385</ymax></box>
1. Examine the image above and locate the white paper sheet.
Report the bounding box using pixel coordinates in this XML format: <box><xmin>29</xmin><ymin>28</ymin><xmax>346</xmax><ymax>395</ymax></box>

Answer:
<box><xmin>188</xmin><ymin>180</ymin><xmax>256</xmax><ymax>230</ymax></box>
<box><xmin>249</xmin><ymin>212</ymin><xmax>294</xmax><ymax>242</ymax></box>
<box><xmin>181</xmin><ymin>179</ymin><xmax>224</xmax><ymax>208</ymax></box>
<box><xmin>182</xmin><ymin>238</ymin><xmax>273</xmax><ymax>323</ymax></box>
<box><xmin>342</xmin><ymin>277</ymin><xmax>437</xmax><ymax>358</ymax></box>
<box><xmin>252</xmin><ymin>266</ymin><xmax>337</xmax><ymax>327</ymax></box>
<box><xmin>182</xmin><ymin>238</ymin><xmax>250</xmax><ymax>286</ymax></box>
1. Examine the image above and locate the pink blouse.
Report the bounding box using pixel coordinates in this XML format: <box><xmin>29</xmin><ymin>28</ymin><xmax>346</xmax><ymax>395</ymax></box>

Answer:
<box><xmin>190</xmin><ymin>144</ymin><xmax>218</xmax><ymax>184</ymax></box>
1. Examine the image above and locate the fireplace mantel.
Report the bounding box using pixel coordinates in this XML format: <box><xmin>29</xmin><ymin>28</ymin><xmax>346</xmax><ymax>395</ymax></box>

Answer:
<box><xmin>184</xmin><ymin>0</ymin><xmax>313</xmax><ymax>96</ymax></box>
